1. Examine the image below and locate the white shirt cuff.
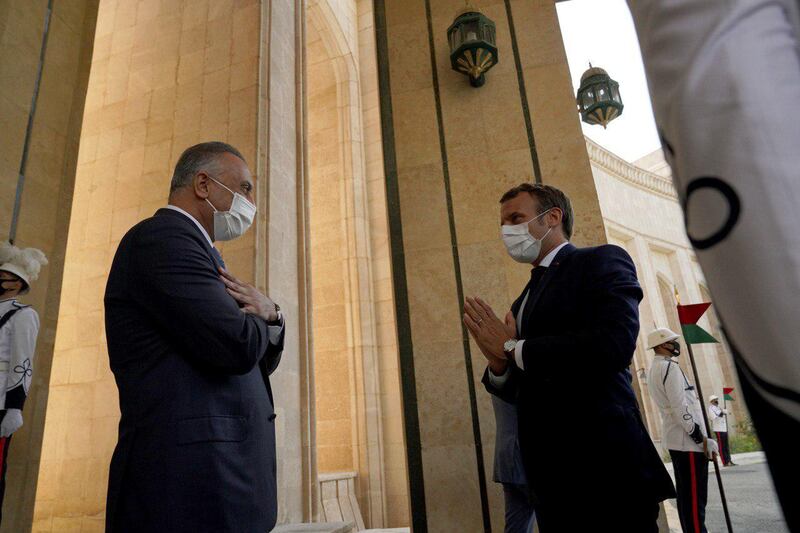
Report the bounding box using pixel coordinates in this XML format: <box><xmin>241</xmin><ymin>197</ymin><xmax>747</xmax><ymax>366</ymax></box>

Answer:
<box><xmin>514</xmin><ymin>340</ymin><xmax>525</xmax><ymax>370</ymax></box>
<box><xmin>487</xmin><ymin>365</ymin><xmax>511</xmax><ymax>387</ymax></box>
<box><xmin>267</xmin><ymin>312</ymin><xmax>284</xmax><ymax>345</ymax></box>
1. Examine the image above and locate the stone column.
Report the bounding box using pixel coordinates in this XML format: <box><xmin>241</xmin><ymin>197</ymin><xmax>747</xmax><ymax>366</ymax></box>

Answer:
<box><xmin>260</xmin><ymin>0</ymin><xmax>312</xmax><ymax>524</ymax></box>
<box><xmin>0</xmin><ymin>1</ymin><xmax>98</xmax><ymax>531</ymax></box>
<box><xmin>374</xmin><ymin>0</ymin><xmax>605</xmax><ymax>530</ymax></box>
<box><xmin>26</xmin><ymin>0</ymin><xmax>310</xmax><ymax>529</ymax></box>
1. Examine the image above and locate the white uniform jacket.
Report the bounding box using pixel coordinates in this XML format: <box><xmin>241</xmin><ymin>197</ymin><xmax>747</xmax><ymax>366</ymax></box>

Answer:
<box><xmin>0</xmin><ymin>298</ymin><xmax>39</xmax><ymax>410</ymax></box>
<box><xmin>709</xmin><ymin>404</ymin><xmax>728</xmax><ymax>433</ymax></box>
<box><xmin>647</xmin><ymin>355</ymin><xmax>707</xmax><ymax>452</ymax></box>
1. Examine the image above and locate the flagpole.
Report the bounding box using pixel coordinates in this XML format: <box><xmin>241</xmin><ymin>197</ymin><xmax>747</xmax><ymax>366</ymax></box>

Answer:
<box><xmin>676</xmin><ymin>288</ymin><xmax>734</xmax><ymax>532</ymax></box>
<box><xmin>684</xmin><ymin>342</ymin><xmax>734</xmax><ymax>532</ymax></box>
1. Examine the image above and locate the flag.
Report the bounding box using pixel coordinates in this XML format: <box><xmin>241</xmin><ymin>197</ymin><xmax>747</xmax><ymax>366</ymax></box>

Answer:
<box><xmin>723</xmin><ymin>387</ymin><xmax>734</xmax><ymax>402</ymax></box>
<box><xmin>677</xmin><ymin>302</ymin><xmax>719</xmax><ymax>344</ymax></box>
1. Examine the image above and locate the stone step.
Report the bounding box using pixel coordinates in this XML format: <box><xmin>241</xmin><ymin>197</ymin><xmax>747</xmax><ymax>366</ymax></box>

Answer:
<box><xmin>272</xmin><ymin>522</ymin><xmax>353</xmax><ymax>533</ymax></box>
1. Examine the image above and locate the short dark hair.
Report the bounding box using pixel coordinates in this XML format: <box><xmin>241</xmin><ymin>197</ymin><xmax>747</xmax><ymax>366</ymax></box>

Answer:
<box><xmin>169</xmin><ymin>141</ymin><xmax>246</xmax><ymax>193</ymax></box>
<box><xmin>499</xmin><ymin>183</ymin><xmax>574</xmax><ymax>239</ymax></box>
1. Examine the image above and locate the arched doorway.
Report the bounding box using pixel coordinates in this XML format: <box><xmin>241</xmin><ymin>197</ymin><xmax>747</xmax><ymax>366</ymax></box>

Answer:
<box><xmin>304</xmin><ymin>0</ymin><xmax>409</xmax><ymax>527</ymax></box>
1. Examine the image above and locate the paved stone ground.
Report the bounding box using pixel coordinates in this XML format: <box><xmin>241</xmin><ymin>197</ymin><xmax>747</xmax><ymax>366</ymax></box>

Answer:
<box><xmin>664</xmin><ymin>453</ymin><xmax>788</xmax><ymax>533</ymax></box>
<box><xmin>705</xmin><ymin>462</ymin><xmax>788</xmax><ymax>533</ymax></box>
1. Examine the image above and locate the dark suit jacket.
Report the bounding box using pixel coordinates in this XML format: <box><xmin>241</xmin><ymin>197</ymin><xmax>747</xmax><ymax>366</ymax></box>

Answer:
<box><xmin>483</xmin><ymin>243</ymin><xmax>675</xmax><ymax>513</ymax></box>
<box><xmin>104</xmin><ymin>208</ymin><xmax>284</xmax><ymax>533</ymax></box>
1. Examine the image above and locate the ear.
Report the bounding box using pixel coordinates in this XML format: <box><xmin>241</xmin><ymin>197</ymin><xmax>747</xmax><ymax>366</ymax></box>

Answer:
<box><xmin>193</xmin><ymin>172</ymin><xmax>211</xmax><ymax>199</ymax></box>
<box><xmin>547</xmin><ymin>207</ymin><xmax>563</xmax><ymax>227</ymax></box>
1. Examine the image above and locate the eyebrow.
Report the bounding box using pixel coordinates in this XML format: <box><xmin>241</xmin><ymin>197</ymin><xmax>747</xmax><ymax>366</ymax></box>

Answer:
<box><xmin>500</xmin><ymin>211</ymin><xmax>523</xmax><ymax>225</ymax></box>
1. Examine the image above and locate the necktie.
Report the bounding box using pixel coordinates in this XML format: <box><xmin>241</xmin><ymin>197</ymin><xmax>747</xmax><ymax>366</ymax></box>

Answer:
<box><xmin>521</xmin><ymin>265</ymin><xmax>548</xmax><ymax>326</ymax></box>
<box><xmin>211</xmin><ymin>247</ymin><xmax>226</xmax><ymax>270</ymax></box>
<box><xmin>530</xmin><ymin>265</ymin><xmax>548</xmax><ymax>289</ymax></box>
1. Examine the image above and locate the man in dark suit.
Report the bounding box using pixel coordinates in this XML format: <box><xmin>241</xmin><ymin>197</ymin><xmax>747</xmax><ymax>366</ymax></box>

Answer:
<box><xmin>104</xmin><ymin>142</ymin><xmax>285</xmax><ymax>533</ymax></box>
<box><xmin>464</xmin><ymin>183</ymin><xmax>675</xmax><ymax>532</ymax></box>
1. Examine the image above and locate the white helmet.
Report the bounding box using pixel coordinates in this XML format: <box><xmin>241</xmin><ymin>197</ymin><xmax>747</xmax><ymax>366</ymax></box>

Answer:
<box><xmin>647</xmin><ymin>327</ymin><xmax>680</xmax><ymax>350</ymax></box>
<box><xmin>0</xmin><ymin>241</ymin><xmax>48</xmax><ymax>294</ymax></box>
<box><xmin>709</xmin><ymin>395</ymin><xmax>719</xmax><ymax>402</ymax></box>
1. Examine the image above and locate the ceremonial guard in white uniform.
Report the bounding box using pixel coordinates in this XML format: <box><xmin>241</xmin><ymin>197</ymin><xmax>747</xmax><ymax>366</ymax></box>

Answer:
<box><xmin>708</xmin><ymin>395</ymin><xmax>734</xmax><ymax>467</ymax></box>
<box><xmin>0</xmin><ymin>242</ymin><xmax>47</xmax><ymax>525</ymax></box>
<box><xmin>647</xmin><ymin>328</ymin><xmax>718</xmax><ymax>533</ymax></box>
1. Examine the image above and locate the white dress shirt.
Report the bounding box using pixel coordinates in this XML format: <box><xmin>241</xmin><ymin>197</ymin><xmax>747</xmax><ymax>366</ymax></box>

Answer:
<box><xmin>488</xmin><ymin>241</ymin><xmax>570</xmax><ymax>386</ymax></box>
<box><xmin>163</xmin><ymin>205</ymin><xmax>284</xmax><ymax>343</ymax></box>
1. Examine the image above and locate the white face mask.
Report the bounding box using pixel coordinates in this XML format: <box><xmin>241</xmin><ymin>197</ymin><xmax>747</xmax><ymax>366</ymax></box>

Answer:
<box><xmin>206</xmin><ymin>177</ymin><xmax>256</xmax><ymax>241</ymax></box>
<box><xmin>501</xmin><ymin>209</ymin><xmax>553</xmax><ymax>263</ymax></box>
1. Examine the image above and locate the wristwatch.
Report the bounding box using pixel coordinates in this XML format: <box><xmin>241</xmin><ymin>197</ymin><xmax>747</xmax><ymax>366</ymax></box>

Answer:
<box><xmin>268</xmin><ymin>303</ymin><xmax>282</xmax><ymax>325</ymax></box>
<box><xmin>503</xmin><ymin>339</ymin><xmax>518</xmax><ymax>359</ymax></box>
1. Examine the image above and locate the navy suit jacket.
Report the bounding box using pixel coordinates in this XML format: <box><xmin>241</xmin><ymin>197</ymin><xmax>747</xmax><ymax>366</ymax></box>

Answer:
<box><xmin>483</xmin><ymin>244</ymin><xmax>675</xmax><ymax>510</ymax></box>
<box><xmin>104</xmin><ymin>208</ymin><xmax>284</xmax><ymax>533</ymax></box>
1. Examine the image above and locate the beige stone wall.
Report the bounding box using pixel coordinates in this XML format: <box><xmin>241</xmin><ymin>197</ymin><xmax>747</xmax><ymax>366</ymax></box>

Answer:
<box><xmin>379</xmin><ymin>0</ymin><xmax>604</xmax><ymax>530</ymax></box>
<box><xmin>587</xmin><ymin>138</ymin><xmax>747</xmax><ymax>449</ymax></box>
<box><xmin>29</xmin><ymin>0</ymin><xmax>308</xmax><ymax>529</ymax></box>
<box><xmin>306</xmin><ymin>0</ymin><xmax>407</xmax><ymax>527</ymax></box>
<box><xmin>0</xmin><ymin>1</ymin><xmax>98</xmax><ymax>531</ymax></box>
<box><xmin>307</xmin><ymin>13</ymin><xmax>353</xmax><ymax>476</ymax></box>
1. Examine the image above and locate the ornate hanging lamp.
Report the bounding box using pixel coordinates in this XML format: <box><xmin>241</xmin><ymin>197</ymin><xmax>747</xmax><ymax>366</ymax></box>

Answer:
<box><xmin>447</xmin><ymin>10</ymin><xmax>498</xmax><ymax>88</ymax></box>
<box><xmin>576</xmin><ymin>65</ymin><xmax>623</xmax><ymax>128</ymax></box>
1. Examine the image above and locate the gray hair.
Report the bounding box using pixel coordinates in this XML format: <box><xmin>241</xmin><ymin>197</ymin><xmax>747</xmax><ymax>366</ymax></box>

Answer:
<box><xmin>169</xmin><ymin>141</ymin><xmax>246</xmax><ymax>194</ymax></box>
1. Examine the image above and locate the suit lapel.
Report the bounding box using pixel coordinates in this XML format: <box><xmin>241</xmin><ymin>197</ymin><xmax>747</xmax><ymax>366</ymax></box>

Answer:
<box><xmin>522</xmin><ymin>243</ymin><xmax>576</xmax><ymax>328</ymax></box>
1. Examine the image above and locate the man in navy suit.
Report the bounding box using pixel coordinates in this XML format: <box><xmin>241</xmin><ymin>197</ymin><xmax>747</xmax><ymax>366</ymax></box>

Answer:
<box><xmin>464</xmin><ymin>183</ymin><xmax>675</xmax><ymax>532</ymax></box>
<box><xmin>491</xmin><ymin>395</ymin><xmax>535</xmax><ymax>532</ymax></box>
<box><xmin>104</xmin><ymin>142</ymin><xmax>285</xmax><ymax>532</ymax></box>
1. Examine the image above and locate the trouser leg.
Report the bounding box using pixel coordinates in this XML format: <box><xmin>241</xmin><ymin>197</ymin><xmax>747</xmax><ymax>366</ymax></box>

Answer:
<box><xmin>722</xmin><ymin>431</ymin><xmax>732</xmax><ymax>464</ymax></box>
<box><xmin>693</xmin><ymin>450</ymin><xmax>709</xmax><ymax>532</ymax></box>
<box><xmin>670</xmin><ymin>450</ymin><xmax>689</xmax><ymax>533</ymax></box>
<box><xmin>716</xmin><ymin>432</ymin><xmax>730</xmax><ymax>464</ymax></box>
<box><xmin>0</xmin><ymin>434</ymin><xmax>12</xmax><ymax>525</ymax></box>
<box><xmin>502</xmin><ymin>483</ymin><xmax>535</xmax><ymax>533</ymax></box>
<box><xmin>670</xmin><ymin>450</ymin><xmax>708</xmax><ymax>533</ymax></box>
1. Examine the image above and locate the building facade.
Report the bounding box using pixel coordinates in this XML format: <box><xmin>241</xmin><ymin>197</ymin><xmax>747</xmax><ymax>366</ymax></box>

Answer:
<box><xmin>0</xmin><ymin>1</ymin><xmax>744</xmax><ymax>532</ymax></box>
<box><xmin>587</xmin><ymin>139</ymin><xmax>745</xmax><ymax>452</ymax></box>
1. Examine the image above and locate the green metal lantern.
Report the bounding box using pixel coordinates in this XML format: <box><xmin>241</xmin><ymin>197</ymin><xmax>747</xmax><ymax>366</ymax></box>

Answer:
<box><xmin>447</xmin><ymin>11</ymin><xmax>498</xmax><ymax>87</ymax></box>
<box><xmin>576</xmin><ymin>65</ymin><xmax>623</xmax><ymax>128</ymax></box>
